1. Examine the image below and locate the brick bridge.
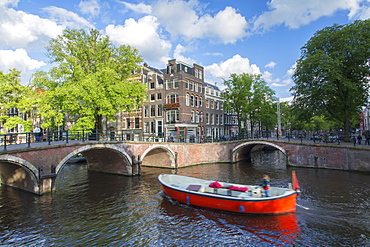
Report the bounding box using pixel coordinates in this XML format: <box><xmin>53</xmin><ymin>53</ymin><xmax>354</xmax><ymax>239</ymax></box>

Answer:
<box><xmin>0</xmin><ymin>140</ymin><xmax>369</xmax><ymax>195</ymax></box>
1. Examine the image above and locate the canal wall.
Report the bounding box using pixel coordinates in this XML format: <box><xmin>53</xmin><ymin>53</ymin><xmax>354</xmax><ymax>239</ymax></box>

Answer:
<box><xmin>268</xmin><ymin>141</ymin><xmax>370</xmax><ymax>172</ymax></box>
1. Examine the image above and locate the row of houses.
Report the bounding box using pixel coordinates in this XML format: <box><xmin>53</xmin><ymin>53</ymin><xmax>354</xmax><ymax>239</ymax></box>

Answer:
<box><xmin>109</xmin><ymin>59</ymin><xmax>238</xmax><ymax>142</ymax></box>
<box><xmin>1</xmin><ymin>59</ymin><xmax>239</xmax><ymax>143</ymax></box>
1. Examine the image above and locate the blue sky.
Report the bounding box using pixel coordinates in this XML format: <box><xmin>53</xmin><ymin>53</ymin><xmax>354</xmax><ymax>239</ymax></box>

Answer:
<box><xmin>1</xmin><ymin>0</ymin><xmax>369</xmax><ymax>100</ymax></box>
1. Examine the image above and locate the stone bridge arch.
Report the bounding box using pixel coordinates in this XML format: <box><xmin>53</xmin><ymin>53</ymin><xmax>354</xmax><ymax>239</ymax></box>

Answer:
<box><xmin>0</xmin><ymin>155</ymin><xmax>40</xmax><ymax>194</ymax></box>
<box><xmin>231</xmin><ymin>141</ymin><xmax>287</xmax><ymax>163</ymax></box>
<box><xmin>56</xmin><ymin>144</ymin><xmax>134</xmax><ymax>176</ymax></box>
<box><xmin>141</xmin><ymin>145</ymin><xmax>176</xmax><ymax>167</ymax></box>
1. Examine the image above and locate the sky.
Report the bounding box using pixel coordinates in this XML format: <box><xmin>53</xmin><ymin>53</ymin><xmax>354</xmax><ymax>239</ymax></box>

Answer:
<box><xmin>1</xmin><ymin>0</ymin><xmax>370</xmax><ymax>100</ymax></box>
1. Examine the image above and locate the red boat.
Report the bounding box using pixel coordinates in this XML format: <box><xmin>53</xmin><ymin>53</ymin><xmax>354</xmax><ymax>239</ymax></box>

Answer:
<box><xmin>158</xmin><ymin>173</ymin><xmax>299</xmax><ymax>215</ymax></box>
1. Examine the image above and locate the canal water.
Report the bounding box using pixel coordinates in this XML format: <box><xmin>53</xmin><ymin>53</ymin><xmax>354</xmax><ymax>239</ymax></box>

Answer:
<box><xmin>0</xmin><ymin>151</ymin><xmax>369</xmax><ymax>246</ymax></box>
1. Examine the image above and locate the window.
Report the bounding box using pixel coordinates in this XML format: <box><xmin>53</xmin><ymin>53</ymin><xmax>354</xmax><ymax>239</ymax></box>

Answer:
<box><xmin>199</xmin><ymin>85</ymin><xmax>202</xmax><ymax>93</ymax></box>
<box><xmin>167</xmin><ymin>110</ymin><xmax>179</xmax><ymax>124</ymax></box>
<box><xmin>151</xmin><ymin>121</ymin><xmax>155</xmax><ymax>133</ymax></box>
<box><xmin>195</xmin><ymin>83</ymin><xmax>198</xmax><ymax>92</ymax></box>
<box><xmin>157</xmin><ymin>104</ymin><xmax>163</xmax><ymax>117</ymax></box>
<box><xmin>215</xmin><ymin>114</ymin><xmax>219</xmax><ymax>125</ymax></box>
<box><xmin>135</xmin><ymin>118</ymin><xmax>140</xmax><ymax>128</ymax></box>
<box><xmin>157</xmin><ymin>76</ymin><xmax>164</xmax><ymax>88</ymax></box>
<box><xmin>220</xmin><ymin>102</ymin><xmax>223</xmax><ymax>110</ymax></box>
<box><xmin>166</xmin><ymin>79</ymin><xmax>172</xmax><ymax>89</ymax></box>
<box><xmin>191</xmin><ymin>110</ymin><xmax>195</xmax><ymax>123</ymax></box>
<box><xmin>174</xmin><ymin>79</ymin><xmax>178</xmax><ymax>89</ymax></box>
<box><xmin>166</xmin><ymin>94</ymin><xmax>179</xmax><ymax>104</ymax></box>
<box><xmin>195</xmin><ymin>111</ymin><xmax>199</xmax><ymax>123</ymax></box>
<box><xmin>157</xmin><ymin>93</ymin><xmax>162</xmax><ymax>100</ymax></box>
<box><xmin>185</xmin><ymin>80</ymin><xmax>189</xmax><ymax>89</ymax></box>
<box><xmin>195</xmin><ymin>96</ymin><xmax>198</xmax><ymax>107</ymax></box>
<box><xmin>206</xmin><ymin>99</ymin><xmax>209</xmax><ymax>108</ymax></box>
<box><xmin>168</xmin><ymin>65</ymin><xmax>174</xmax><ymax>74</ymax></box>
<box><xmin>150</xmin><ymin>105</ymin><xmax>155</xmax><ymax>117</ymax></box>
<box><xmin>150</xmin><ymin>81</ymin><xmax>155</xmax><ymax>89</ymax></box>
<box><xmin>144</xmin><ymin>105</ymin><xmax>149</xmax><ymax>117</ymax></box>
<box><xmin>186</xmin><ymin>94</ymin><xmax>189</xmax><ymax>106</ymax></box>
<box><xmin>220</xmin><ymin>115</ymin><xmax>223</xmax><ymax>125</ymax></box>
<box><xmin>150</xmin><ymin>94</ymin><xmax>155</xmax><ymax>101</ymax></box>
<box><xmin>195</xmin><ymin>69</ymin><xmax>199</xmax><ymax>78</ymax></box>
<box><xmin>144</xmin><ymin>122</ymin><xmax>149</xmax><ymax>133</ymax></box>
<box><xmin>215</xmin><ymin>101</ymin><xmax>219</xmax><ymax>110</ymax></box>
<box><xmin>190</xmin><ymin>95</ymin><xmax>194</xmax><ymax>107</ymax></box>
<box><xmin>126</xmin><ymin>118</ymin><xmax>131</xmax><ymax>129</ymax></box>
<box><xmin>199</xmin><ymin>71</ymin><xmax>202</xmax><ymax>79</ymax></box>
<box><xmin>199</xmin><ymin>97</ymin><xmax>203</xmax><ymax>107</ymax></box>
<box><xmin>211</xmin><ymin>114</ymin><xmax>215</xmax><ymax>125</ymax></box>
<box><xmin>190</xmin><ymin>81</ymin><xmax>194</xmax><ymax>91</ymax></box>
<box><xmin>206</xmin><ymin>113</ymin><xmax>209</xmax><ymax>124</ymax></box>
<box><xmin>211</xmin><ymin>100</ymin><xmax>214</xmax><ymax>109</ymax></box>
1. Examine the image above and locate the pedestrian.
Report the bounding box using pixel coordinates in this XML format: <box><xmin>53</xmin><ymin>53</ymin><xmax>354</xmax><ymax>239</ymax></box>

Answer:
<box><xmin>261</xmin><ymin>174</ymin><xmax>270</xmax><ymax>197</ymax></box>
<box><xmin>357</xmin><ymin>134</ymin><xmax>362</xmax><ymax>145</ymax></box>
<box><xmin>365</xmin><ymin>131</ymin><xmax>370</xmax><ymax>145</ymax></box>
<box><xmin>34</xmin><ymin>126</ymin><xmax>41</xmax><ymax>142</ymax></box>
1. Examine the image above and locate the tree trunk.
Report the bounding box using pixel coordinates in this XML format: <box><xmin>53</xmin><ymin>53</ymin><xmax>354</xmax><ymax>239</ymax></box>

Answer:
<box><xmin>344</xmin><ymin>108</ymin><xmax>351</xmax><ymax>142</ymax></box>
<box><xmin>95</xmin><ymin>114</ymin><xmax>103</xmax><ymax>131</ymax></box>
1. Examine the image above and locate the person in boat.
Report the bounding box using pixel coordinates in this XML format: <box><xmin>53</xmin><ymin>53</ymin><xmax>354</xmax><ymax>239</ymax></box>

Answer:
<box><xmin>261</xmin><ymin>174</ymin><xmax>270</xmax><ymax>197</ymax></box>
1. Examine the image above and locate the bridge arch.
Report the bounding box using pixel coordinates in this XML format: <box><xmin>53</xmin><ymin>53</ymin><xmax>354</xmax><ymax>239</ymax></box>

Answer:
<box><xmin>0</xmin><ymin>155</ymin><xmax>40</xmax><ymax>194</ymax></box>
<box><xmin>231</xmin><ymin>141</ymin><xmax>287</xmax><ymax>163</ymax></box>
<box><xmin>56</xmin><ymin>144</ymin><xmax>133</xmax><ymax>176</ymax></box>
<box><xmin>141</xmin><ymin>145</ymin><xmax>176</xmax><ymax>167</ymax></box>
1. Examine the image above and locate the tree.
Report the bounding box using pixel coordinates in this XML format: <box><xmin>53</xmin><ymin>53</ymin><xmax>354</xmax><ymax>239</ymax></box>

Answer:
<box><xmin>222</xmin><ymin>73</ymin><xmax>276</xmax><ymax>137</ymax></box>
<box><xmin>291</xmin><ymin>20</ymin><xmax>370</xmax><ymax>141</ymax></box>
<box><xmin>0</xmin><ymin>69</ymin><xmax>34</xmax><ymax>133</ymax></box>
<box><xmin>32</xmin><ymin>29</ymin><xmax>147</xmax><ymax>130</ymax></box>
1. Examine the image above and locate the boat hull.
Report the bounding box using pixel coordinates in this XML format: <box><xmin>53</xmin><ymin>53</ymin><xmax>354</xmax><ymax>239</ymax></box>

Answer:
<box><xmin>159</xmin><ymin>176</ymin><xmax>297</xmax><ymax>215</ymax></box>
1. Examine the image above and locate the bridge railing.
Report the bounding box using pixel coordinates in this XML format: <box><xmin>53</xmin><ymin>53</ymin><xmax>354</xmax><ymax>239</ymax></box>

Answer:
<box><xmin>2</xmin><ymin>129</ymin><xmax>362</xmax><ymax>151</ymax></box>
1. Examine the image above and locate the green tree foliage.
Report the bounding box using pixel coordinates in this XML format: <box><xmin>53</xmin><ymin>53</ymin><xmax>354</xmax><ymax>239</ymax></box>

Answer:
<box><xmin>0</xmin><ymin>69</ymin><xmax>34</xmax><ymax>133</ymax></box>
<box><xmin>222</xmin><ymin>73</ymin><xmax>276</xmax><ymax>136</ymax></box>
<box><xmin>291</xmin><ymin>20</ymin><xmax>370</xmax><ymax>141</ymax></box>
<box><xmin>31</xmin><ymin>29</ymin><xmax>147</xmax><ymax>130</ymax></box>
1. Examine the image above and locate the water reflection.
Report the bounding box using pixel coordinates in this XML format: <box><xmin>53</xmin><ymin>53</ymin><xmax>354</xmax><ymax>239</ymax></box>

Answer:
<box><xmin>160</xmin><ymin>195</ymin><xmax>300</xmax><ymax>245</ymax></box>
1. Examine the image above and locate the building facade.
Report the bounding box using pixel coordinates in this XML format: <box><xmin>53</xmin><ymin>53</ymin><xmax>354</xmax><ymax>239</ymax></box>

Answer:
<box><xmin>162</xmin><ymin>59</ymin><xmax>205</xmax><ymax>142</ymax></box>
<box><xmin>203</xmin><ymin>82</ymin><xmax>225</xmax><ymax>141</ymax></box>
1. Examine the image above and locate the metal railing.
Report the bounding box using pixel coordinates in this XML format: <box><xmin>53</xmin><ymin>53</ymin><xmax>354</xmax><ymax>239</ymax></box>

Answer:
<box><xmin>2</xmin><ymin>129</ymin><xmax>366</xmax><ymax>151</ymax></box>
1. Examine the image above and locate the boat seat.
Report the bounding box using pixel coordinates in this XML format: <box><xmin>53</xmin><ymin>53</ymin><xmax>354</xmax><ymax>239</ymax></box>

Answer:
<box><xmin>186</xmin><ymin>184</ymin><xmax>202</xmax><ymax>192</ymax></box>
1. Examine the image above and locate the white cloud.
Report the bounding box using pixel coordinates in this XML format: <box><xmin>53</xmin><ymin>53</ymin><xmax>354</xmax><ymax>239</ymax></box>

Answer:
<box><xmin>253</xmin><ymin>0</ymin><xmax>365</xmax><ymax>31</ymax></box>
<box><xmin>105</xmin><ymin>15</ymin><xmax>172</xmax><ymax>67</ymax></box>
<box><xmin>265</xmin><ymin>61</ymin><xmax>277</xmax><ymax>68</ymax></box>
<box><xmin>152</xmin><ymin>0</ymin><xmax>248</xmax><ymax>43</ymax></box>
<box><xmin>0</xmin><ymin>0</ymin><xmax>19</xmax><ymax>7</ymax></box>
<box><xmin>350</xmin><ymin>0</ymin><xmax>370</xmax><ymax>19</ymax></box>
<box><xmin>78</xmin><ymin>0</ymin><xmax>101</xmax><ymax>17</ymax></box>
<box><xmin>270</xmin><ymin>63</ymin><xmax>296</xmax><ymax>87</ymax></box>
<box><xmin>0</xmin><ymin>6</ymin><xmax>63</xmax><ymax>49</ymax></box>
<box><xmin>271</xmin><ymin>78</ymin><xmax>292</xmax><ymax>87</ymax></box>
<box><xmin>43</xmin><ymin>6</ymin><xmax>94</xmax><ymax>29</ymax></box>
<box><xmin>120</xmin><ymin>1</ymin><xmax>152</xmax><ymax>14</ymax></box>
<box><xmin>262</xmin><ymin>71</ymin><xmax>280</xmax><ymax>84</ymax></box>
<box><xmin>0</xmin><ymin>49</ymin><xmax>46</xmax><ymax>74</ymax></box>
<box><xmin>173</xmin><ymin>44</ymin><xmax>196</xmax><ymax>65</ymax></box>
<box><xmin>204</xmin><ymin>54</ymin><xmax>261</xmax><ymax>83</ymax></box>
<box><xmin>203</xmin><ymin>52</ymin><xmax>223</xmax><ymax>57</ymax></box>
